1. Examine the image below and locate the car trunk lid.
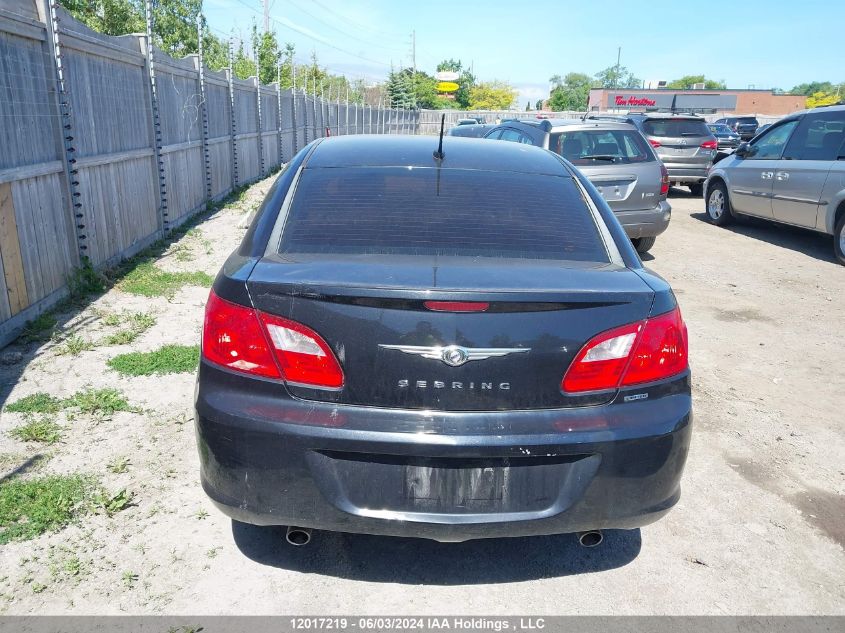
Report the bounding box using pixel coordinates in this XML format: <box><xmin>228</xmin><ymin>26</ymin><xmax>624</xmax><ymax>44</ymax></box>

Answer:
<box><xmin>247</xmin><ymin>256</ymin><xmax>655</xmax><ymax>411</ymax></box>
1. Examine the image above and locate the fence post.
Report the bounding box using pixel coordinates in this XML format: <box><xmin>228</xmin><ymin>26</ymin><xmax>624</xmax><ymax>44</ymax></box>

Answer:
<box><xmin>143</xmin><ymin>0</ymin><xmax>169</xmax><ymax>234</ymax></box>
<box><xmin>196</xmin><ymin>15</ymin><xmax>212</xmax><ymax>203</ymax></box>
<box><xmin>255</xmin><ymin>56</ymin><xmax>264</xmax><ymax>177</ymax></box>
<box><xmin>290</xmin><ymin>58</ymin><xmax>298</xmax><ymax>153</ymax></box>
<box><xmin>311</xmin><ymin>74</ymin><xmax>318</xmax><ymax>140</ymax></box>
<box><xmin>336</xmin><ymin>90</ymin><xmax>341</xmax><ymax>136</ymax></box>
<box><xmin>227</xmin><ymin>39</ymin><xmax>238</xmax><ymax>189</ymax></box>
<box><xmin>43</xmin><ymin>0</ymin><xmax>86</xmax><ymax>262</ymax></box>
<box><xmin>276</xmin><ymin>63</ymin><xmax>283</xmax><ymax>165</ymax></box>
<box><xmin>345</xmin><ymin>87</ymin><xmax>349</xmax><ymax>135</ymax></box>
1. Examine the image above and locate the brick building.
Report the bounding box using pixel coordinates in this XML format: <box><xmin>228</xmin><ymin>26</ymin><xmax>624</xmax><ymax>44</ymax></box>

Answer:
<box><xmin>587</xmin><ymin>88</ymin><xmax>806</xmax><ymax>116</ymax></box>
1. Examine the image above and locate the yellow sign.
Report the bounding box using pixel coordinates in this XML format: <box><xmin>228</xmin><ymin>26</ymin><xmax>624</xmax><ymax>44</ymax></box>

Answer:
<box><xmin>437</xmin><ymin>81</ymin><xmax>459</xmax><ymax>93</ymax></box>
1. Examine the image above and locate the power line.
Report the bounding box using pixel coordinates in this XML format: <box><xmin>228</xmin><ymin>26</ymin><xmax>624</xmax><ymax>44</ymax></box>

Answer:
<box><xmin>307</xmin><ymin>0</ymin><xmax>408</xmax><ymax>44</ymax></box>
<box><xmin>284</xmin><ymin>0</ymin><xmax>406</xmax><ymax>54</ymax></box>
<box><xmin>230</xmin><ymin>0</ymin><xmax>391</xmax><ymax>69</ymax></box>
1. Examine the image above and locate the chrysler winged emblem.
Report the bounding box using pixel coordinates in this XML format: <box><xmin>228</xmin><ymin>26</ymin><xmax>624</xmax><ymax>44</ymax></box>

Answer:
<box><xmin>379</xmin><ymin>344</ymin><xmax>529</xmax><ymax>367</ymax></box>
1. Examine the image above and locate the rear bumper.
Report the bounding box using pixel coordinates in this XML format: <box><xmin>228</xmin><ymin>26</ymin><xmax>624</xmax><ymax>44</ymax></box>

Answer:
<box><xmin>615</xmin><ymin>200</ymin><xmax>671</xmax><ymax>239</ymax></box>
<box><xmin>195</xmin><ymin>363</ymin><xmax>692</xmax><ymax>542</ymax></box>
<box><xmin>665</xmin><ymin>166</ymin><xmax>709</xmax><ymax>184</ymax></box>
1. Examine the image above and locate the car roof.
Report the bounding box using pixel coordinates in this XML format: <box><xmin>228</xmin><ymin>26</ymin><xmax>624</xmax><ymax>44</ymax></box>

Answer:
<box><xmin>498</xmin><ymin>118</ymin><xmax>638</xmax><ymax>132</ymax></box>
<box><xmin>304</xmin><ymin>135</ymin><xmax>571</xmax><ymax>176</ymax></box>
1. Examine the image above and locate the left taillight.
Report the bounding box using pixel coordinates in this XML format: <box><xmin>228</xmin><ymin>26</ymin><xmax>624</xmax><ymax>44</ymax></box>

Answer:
<box><xmin>561</xmin><ymin>306</ymin><xmax>688</xmax><ymax>393</ymax></box>
<box><xmin>659</xmin><ymin>162</ymin><xmax>669</xmax><ymax>197</ymax></box>
<box><xmin>202</xmin><ymin>290</ymin><xmax>344</xmax><ymax>388</ymax></box>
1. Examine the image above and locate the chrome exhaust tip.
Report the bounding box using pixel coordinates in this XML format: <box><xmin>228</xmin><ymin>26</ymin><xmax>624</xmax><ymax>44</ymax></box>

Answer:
<box><xmin>285</xmin><ymin>526</ymin><xmax>312</xmax><ymax>546</ymax></box>
<box><xmin>577</xmin><ymin>530</ymin><xmax>603</xmax><ymax>548</ymax></box>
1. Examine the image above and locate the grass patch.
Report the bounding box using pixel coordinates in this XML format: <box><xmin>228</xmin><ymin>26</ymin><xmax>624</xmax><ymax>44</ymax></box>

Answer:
<box><xmin>101</xmin><ymin>311</ymin><xmax>157</xmax><ymax>346</ymax></box>
<box><xmin>0</xmin><ymin>474</ymin><xmax>93</xmax><ymax>543</ymax></box>
<box><xmin>56</xmin><ymin>335</ymin><xmax>94</xmax><ymax>356</ymax></box>
<box><xmin>67</xmin><ymin>261</ymin><xmax>106</xmax><ymax>301</ymax></box>
<box><xmin>116</xmin><ymin>261</ymin><xmax>212</xmax><ymax>298</ymax></box>
<box><xmin>106</xmin><ymin>456</ymin><xmax>130</xmax><ymax>474</ymax></box>
<box><xmin>5</xmin><ymin>393</ymin><xmax>63</xmax><ymax>415</ymax></box>
<box><xmin>65</xmin><ymin>388</ymin><xmax>134</xmax><ymax>417</ymax></box>
<box><xmin>9</xmin><ymin>418</ymin><xmax>62</xmax><ymax>444</ymax></box>
<box><xmin>107</xmin><ymin>344</ymin><xmax>199</xmax><ymax>376</ymax></box>
<box><xmin>95</xmin><ymin>488</ymin><xmax>134</xmax><ymax>516</ymax></box>
<box><xmin>19</xmin><ymin>313</ymin><xmax>58</xmax><ymax>344</ymax></box>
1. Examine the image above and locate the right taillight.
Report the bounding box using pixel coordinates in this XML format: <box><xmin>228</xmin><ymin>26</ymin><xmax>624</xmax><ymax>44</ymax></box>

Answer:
<box><xmin>659</xmin><ymin>162</ymin><xmax>669</xmax><ymax>196</ymax></box>
<box><xmin>648</xmin><ymin>139</ymin><xmax>661</xmax><ymax>148</ymax></box>
<box><xmin>202</xmin><ymin>290</ymin><xmax>344</xmax><ymax>388</ymax></box>
<box><xmin>562</xmin><ymin>306</ymin><xmax>688</xmax><ymax>393</ymax></box>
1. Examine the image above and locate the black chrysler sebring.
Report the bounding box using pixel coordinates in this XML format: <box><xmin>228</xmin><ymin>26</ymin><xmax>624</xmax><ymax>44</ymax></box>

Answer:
<box><xmin>194</xmin><ymin>134</ymin><xmax>692</xmax><ymax>545</ymax></box>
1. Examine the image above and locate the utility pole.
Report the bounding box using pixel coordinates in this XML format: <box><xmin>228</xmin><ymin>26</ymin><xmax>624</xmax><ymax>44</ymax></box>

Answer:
<box><xmin>615</xmin><ymin>46</ymin><xmax>621</xmax><ymax>90</ymax></box>
<box><xmin>411</xmin><ymin>30</ymin><xmax>416</xmax><ymax>75</ymax></box>
<box><xmin>262</xmin><ymin>0</ymin><xmax>270</xmax><ymax>34</ymax></box>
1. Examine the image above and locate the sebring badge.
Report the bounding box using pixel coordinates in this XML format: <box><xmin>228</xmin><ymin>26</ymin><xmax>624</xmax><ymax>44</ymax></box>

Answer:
<box><xmin>379</xmin><ymin>344</ymin><xmax>529</xmax><ymax>367</ymax></box>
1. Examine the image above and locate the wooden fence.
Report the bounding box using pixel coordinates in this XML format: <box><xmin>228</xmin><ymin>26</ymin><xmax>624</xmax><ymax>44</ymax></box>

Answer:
<box><xmin>0</xmin><ymin>0</ymin><xmax>419</xmax><ymax>346</ymax></box>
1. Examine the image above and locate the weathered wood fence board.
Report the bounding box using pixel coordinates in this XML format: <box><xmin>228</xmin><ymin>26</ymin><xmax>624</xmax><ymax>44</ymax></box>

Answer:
<box><xmin>0</xmin><ymin>0</ymin><xmax>419</xmax><ymax>347</ymax></box>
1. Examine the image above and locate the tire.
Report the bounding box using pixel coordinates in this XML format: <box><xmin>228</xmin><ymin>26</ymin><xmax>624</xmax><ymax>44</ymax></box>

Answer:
<box><xmin>834</xmin><ymin>212</ymin><xmax>845</xmax><ymax>266</ymax></box>
<box><xmin>689</xmin><ymin>183</ymin><xmax>704</xmax><ymax>197</ymax></box>
<box><xmin>706</xmin><ymin>181</ymin><xmax>734</xmax><ymax>226</ymax></box>
<box><xmin>632</xmin><ymin>236</ymin><xmax>656</xmax><ymax>254</ymax></box>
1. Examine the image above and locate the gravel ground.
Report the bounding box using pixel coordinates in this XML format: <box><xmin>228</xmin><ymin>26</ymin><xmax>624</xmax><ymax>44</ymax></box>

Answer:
<box><xmin>0</xmin><ymin>180</ymin><xmax>842</xmax><ymax>615</ymax></box>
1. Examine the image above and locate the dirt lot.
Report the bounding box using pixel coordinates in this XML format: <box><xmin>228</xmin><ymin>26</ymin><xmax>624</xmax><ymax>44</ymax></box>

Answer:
<box><xmin>0</xmin><ymin>180</ymin><xmax>842</xmax><ymax>615</ymax></box>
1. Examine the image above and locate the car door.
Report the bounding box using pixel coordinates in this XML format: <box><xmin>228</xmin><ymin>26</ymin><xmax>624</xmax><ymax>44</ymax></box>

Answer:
<box><xmin>771</xmin><ymin>111</ymin><xmax>845</xmax><ymax>228</ymax></box>
<box><xmin>727</xmin><ymin>120</ymin><xmax>799</xmax><ymax>218</ymax></box>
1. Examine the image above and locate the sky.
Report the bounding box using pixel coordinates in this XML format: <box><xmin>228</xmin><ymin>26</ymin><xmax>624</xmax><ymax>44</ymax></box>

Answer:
<box><xmin>203</xmin><ymin>0</ymin><xmax>845</xmax><ymax>105</ymax></box>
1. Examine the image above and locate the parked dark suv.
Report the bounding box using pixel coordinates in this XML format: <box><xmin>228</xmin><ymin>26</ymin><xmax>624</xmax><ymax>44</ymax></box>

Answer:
<box><xmin>195</xmin><ymin>135</ymin><xmax>692</xmax><ymax>545</ymax></box>
<box><xmin>714</xmin><ymin>116</ymin><xmax>759</xmax><ymax>141</ymax></box>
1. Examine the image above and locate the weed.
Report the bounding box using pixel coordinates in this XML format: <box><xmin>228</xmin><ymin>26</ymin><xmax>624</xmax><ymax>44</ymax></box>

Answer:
<box><xmin>65</xmin><ymin>388</ymin><xmax>134</xmax><ymax>417</ymax></box>
<box><xmin>194</xmin><ymin>509</ymin><xmax>209</xmax><ymax>520</ymax></box>
<box><xmin>57</xmin><ymin>335</ymin><xmax>94</xmax><ymax>356</ymax></box>
<box><xmin>31</xmin><ymin>582</ymin><xmax>47</xmax><ymax>593</ymax></box>
<box><xmin>206</xmin><ymin>547</ymin><xmax>221</xmax><ymax>559</ymax></box>
<box><xmin>101</xmin><ymin>313</ymin><xmax>123</xmax><ymax>327</ymax></box>
<box><xmin>0</xmin><ymin>474</ymin><xmax>93</xmax><ymax>543</ymax></box>
<box><xmin>5</xmin><ymin>393</ymin><xmax>63</xmax><ymax>415</ymax></box>
<box><xmin>67</xmin><ymin>261</ymin><xmax>106</xmax><ymax>301</ymax></box>
<box><xmin>100</xmin><ymin>311</ymin><xmax>157</xmax><ymax>346</ymax></box>
<box><xmin>103</xmin><ymin>329</ymin><xmax>139</xmax><ymax>345</ymax></box>
<box><xmin>9</xmin><ymin>418</ymin><xmax>62</xmax><ymax>444</ymax></box>
<box><xmin>107</xmin><ymin>456</ymin><xmax>130</xmax><ymax>474</ymax></box>
<box><xmin>63</xmin><ymin>555</ymin><xmax>82</xmax><ymax>577</ymax></box>
<box><xmin>117</xmin><ymin>261</ymin><xmax>212</xmax><ymax>298</ymax></box>
<box><xmin>121</xmin><ymin>570</ymin><xmax>138</xmax><ymax>589</ymax></box>
<box><xmin>127</xmin><ymin>312</ymin><xmax>156</xmax><ymax>331</ymax></box>
<box><xmin>19</xmin><ymin>313</ymin><xmax>58</xmax><ymax>344</ymax></box>
<box><xmin>107</xmin><ymin>345</ymin><xmax>200</xmax><ymax>376</ymax></box>
<box><xmin>95</xmin><ymin>488</ymin><xmax>134</xmax><ymax>516</ymax></box>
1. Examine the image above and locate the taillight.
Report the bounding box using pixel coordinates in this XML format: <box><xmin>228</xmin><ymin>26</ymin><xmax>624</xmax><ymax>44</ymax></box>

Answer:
<box><xmin>202</xmin><ymin>290</ymin><xmax>344</xmax><ymax>388</ymax></box>
<box><xmin>202</xmin><ymin>291</ymin><xmax>281</xmax><ymax>378</ymax></box>
<box><xmin>659</xmin><ymin>163</ymin><xmax>669</xmax><ymax>197</ymax></box>
<box><xmin>700</xmin><ymin>139</ymin><xmax>718</xmax><ymax>150</ymax></box>
<box><xmin>561</xmin><ymin>307</ymin><xmax>688</xmax><ymax>393</ymax></box>
<box><xmin>257</xmin><ymin>313</ymin><xmax>344</xmax><ymax>388</ymax></box>
<box><xmin>648</xmin><ymin>139</ymin><xmax>661</xmax><ymax>148</ymax></box>
<box><xmin>424</xmin><ymin>301</ymin><xmax>489</xmax><ymax>312</ymax></box>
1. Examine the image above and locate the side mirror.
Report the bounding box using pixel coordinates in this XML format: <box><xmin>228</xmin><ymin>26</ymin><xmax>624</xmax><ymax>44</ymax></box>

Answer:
<box><xmin>735</xmin><ymin>142</ymin><xmax>753</xmax><ymax>158</ymax></box>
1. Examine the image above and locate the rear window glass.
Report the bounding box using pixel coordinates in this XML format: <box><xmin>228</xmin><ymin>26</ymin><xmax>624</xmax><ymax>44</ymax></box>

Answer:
<box><xmin>735</xmin><ymin>117</ymin><xmax>759</xmax><ymax>125</ymax></box>
<box><xmin>550</xmin><ymin>129</ymin><xmax>654</xmax><ymax>165</ymax></box>
<box><xmin>277</xmin><ymin>167</ymin><xmax>608</xmax><ymax>262</ymax></box>
<box><xmin>642</xmin><ymin>119</ymin><xmax>710</xmax><ymax>137</ymax></box>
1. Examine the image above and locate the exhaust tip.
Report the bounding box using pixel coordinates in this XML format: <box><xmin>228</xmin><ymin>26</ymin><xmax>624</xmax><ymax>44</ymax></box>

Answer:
<box><xmin>285</xmin><ymin>526</ymin><xmax>312</xmax><ymax>546</ymax></box>
<box><xmin>577</xmin><ymin>530</ymin><xmax>603</xmax><ymax>548</ymax></box>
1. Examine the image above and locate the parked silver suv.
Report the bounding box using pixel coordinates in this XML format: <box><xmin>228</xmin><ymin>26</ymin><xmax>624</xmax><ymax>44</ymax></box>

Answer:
<box><xmin>704</xmin><ymin>105</ymin><xmax>845</xmax><ymax>265</ymax></box>
<box><xmin>484</xmin><ymin>118</ymin><xmax>670</xmax><ymax>253</ymax></box>
<box><xmin>591</xmin><ymin>113</ymin><xmax>718</xmax><ymax>196</ymax></box>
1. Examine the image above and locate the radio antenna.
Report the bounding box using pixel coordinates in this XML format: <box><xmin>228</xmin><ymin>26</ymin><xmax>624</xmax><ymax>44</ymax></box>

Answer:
<box><xmin>433</xmin><ymin>113</ymin><xmax>445</xmax><ymax>160</ymax></box>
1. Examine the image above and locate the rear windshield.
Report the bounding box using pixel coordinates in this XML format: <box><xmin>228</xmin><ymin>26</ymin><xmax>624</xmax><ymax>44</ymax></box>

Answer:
<box><xmin>277</xmin><ymin>167</ymin><xmax>608</xmax><ymax>262</ymax></box>
<box><xmin>642</xmin><ymin>119</ymin><xmax>710</xmax><ymax>137</ymax></box>
<box><xmin>709</xmin><ymin>124</ymin><xmax>732</xmax><ymax>134</ymax></box>
<box><xmin>735</xmin><ymin>117</ymin><xmax>759</xmax><ymax>125</ymax></box>
<box><xmin>550</xmin><ymin>129</ymin><xmax>654</xmax><ymax>165</ymax></box>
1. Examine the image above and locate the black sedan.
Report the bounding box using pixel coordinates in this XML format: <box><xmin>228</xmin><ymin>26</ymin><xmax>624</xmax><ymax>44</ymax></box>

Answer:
<box><xmin>195</xmin><ymin>135</ymin><xmax>692</xmax><ymax>545</ymax></box>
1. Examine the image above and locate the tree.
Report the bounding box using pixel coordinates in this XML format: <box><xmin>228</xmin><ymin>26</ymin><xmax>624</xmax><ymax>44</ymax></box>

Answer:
<box><xmin>790</xmin><ymin>81</ymin><xmax>835</xmax><ymax>96</ymax></box>
<box><xmin>535</xmin><ymin>98</ymin><xmax>544</xmax><ymax>110</ymax></box>
<box><xmin>525</xmin><ymin>101</ymin><xmax>531</xmax><ymax>111</ymax></box>
<box><xmin>666</xmin><ymin>75</ymin><xmax>726</xmax><ymax>89</ymax></box>
<box><xmin>594</xmin><ymin>65</ymin><xmax>641</xmax><ymax>89</ymax></box>
<box><xmin>806</xmin><ymin>91</ymin><xmax>842</xmax><ymax>108</ymax></box>
<box><xmin>61</xmin><ymin>0</ymin><xmax>144</xmax><ymax>36</ymax></box>
<box><xmin>468</xmin><ymin>81</ymin><xmax>517</xmax><ymax>110</ymax></box>
<box><xmin>548</xmin><ymin>72</ymin><xmax>593</xmax><ymax>111</ymax></box>
<box><xmin>437</xmin><ymin>59</ymin><xmax>462</xmax><ymax>72</ymax></box>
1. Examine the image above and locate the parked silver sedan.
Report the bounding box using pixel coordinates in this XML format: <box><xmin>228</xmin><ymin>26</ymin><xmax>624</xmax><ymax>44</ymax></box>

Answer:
<box><xmin>484</xmin><ymin>119</ymin><xmax>670</xmax><ymax>253</ymax></box>
<box><xmin>704</xmin><ymin>105</ymin><xmax>845</xmax><ymax>265</ymax></box>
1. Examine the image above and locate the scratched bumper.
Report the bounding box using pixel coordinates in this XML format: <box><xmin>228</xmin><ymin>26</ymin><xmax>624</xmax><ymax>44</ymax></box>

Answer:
<box><xmin>195</xmin><ymin>362</ymin><xmax>692</xmax><ymax>542</ymax></box>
